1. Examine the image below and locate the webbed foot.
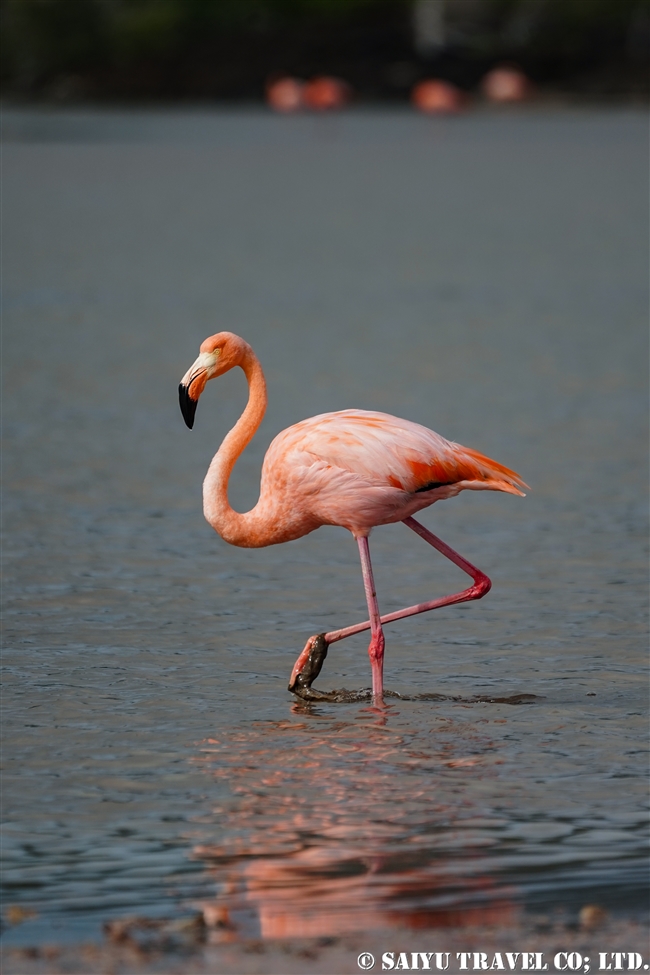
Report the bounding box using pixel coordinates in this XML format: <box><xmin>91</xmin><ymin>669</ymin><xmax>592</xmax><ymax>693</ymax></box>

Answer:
<box><xmin>288</xmin><ymin>633</ymin><xmax>329</xmax><ymax>697</ymax></box>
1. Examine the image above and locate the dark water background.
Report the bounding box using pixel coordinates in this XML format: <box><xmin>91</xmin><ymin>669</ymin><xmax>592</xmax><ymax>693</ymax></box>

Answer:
<box><xmin>2</xmin><ymin>107</ymin><xmax>648</xmax><ymax>945</ymax></box>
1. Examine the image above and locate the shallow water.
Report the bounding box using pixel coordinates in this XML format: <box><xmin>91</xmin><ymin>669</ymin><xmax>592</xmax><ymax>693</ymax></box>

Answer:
<box><xmin>2</xmin><ymin>107</ymin><xmax>648</xmax><ymax>946</ymax></box>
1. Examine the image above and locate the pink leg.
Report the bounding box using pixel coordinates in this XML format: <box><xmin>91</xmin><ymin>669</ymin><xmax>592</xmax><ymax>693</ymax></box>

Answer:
<box><xmin>289</xmin><ymin>515</ymin><xmax>491</xmax><ymax>696</ymax></box>
<box><xmin>323</xmin><ymin>516</ymin><xmax>491</xmax><ymax>645</ymax></box>
<box><xmin>357</xmin><ymin>535</ymin><xmax>385</xmax><ymax>699</ymax></box>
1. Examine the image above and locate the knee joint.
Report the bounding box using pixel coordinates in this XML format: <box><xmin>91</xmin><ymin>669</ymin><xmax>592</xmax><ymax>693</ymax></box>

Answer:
<box><xmin>471</xmin><ymin>573</ymin><xmax>492</xmax><ymax>599</ymax></box>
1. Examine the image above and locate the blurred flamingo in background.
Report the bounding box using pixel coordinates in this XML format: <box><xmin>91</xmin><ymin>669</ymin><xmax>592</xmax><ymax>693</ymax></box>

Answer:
<box><xmin>482</xmin><ymin>66</ymin><xmax>530</xmax><ymax>103</ymax></box>
<box><xmin>266</xmin><ymin>76</ymin><xmax>305</xmax><ymax>112</ymax></box>
<box><xmin>179</xmin><ymin>333</ymin><xmax>526</xmax><ymax>701</ymax></box>
<box><xmin>265</xmin><ymin>75</ymin><xmax>350</xmax><ymax>113</ymax></box>
<box><xmin>303</xmin><ymin>76</ymin><xmax>350</xmax><ymax>110</ymax></box>
<box><xmin>411</xmin><ymin>79</ymin><xmax>465</xmax><ymax>114</ymax></box>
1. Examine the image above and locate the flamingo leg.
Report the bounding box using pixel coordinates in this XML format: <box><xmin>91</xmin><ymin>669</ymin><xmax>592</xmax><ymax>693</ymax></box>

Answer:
<box><xmin>357</xmin><ymin>534</ymin><xmax>385</xmax><ymax>699</ymax></box>
<box><xmin>288</xmin><ymin>515</ymin><xmax>491</xmax><ymax>696</ymax></box>
<box><xmin>323</xmin><ymin>516</ymin><xmax>491</xmax><ymax>644</ymax></box>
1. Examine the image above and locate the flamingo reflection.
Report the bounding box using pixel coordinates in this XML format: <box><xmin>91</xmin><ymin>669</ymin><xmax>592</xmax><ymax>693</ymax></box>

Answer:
<box><xmin>190</xmin><ymin>707</ymin><xmax>518</xmax><ymax>940</ymax></box>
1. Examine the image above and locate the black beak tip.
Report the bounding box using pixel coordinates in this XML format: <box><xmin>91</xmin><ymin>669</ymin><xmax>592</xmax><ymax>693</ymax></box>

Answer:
<box><xmin>178</xmin><ymin>383</ymin><xmax>197</xmax><ymax>429</ymax></box>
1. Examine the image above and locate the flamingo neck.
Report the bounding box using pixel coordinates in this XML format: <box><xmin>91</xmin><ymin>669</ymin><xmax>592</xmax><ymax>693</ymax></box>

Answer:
<box><xmin>202</xmin><ymin>348</ymin><xmax>268</xmax><ymax>546</ymax></box>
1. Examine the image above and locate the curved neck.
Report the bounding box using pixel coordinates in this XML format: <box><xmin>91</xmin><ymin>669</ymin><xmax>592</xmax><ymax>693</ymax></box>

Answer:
<box><xmin>203</xmin><ymin>348</ymin><xmax>268</xmax><ymax>546</ymax></box>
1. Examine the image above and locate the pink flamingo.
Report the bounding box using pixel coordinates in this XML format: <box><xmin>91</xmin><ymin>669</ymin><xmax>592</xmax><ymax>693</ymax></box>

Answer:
<box><xmin>179</xmin><ymin>333</ymin><xmax>527</xmax><ymax>701</ymax></box>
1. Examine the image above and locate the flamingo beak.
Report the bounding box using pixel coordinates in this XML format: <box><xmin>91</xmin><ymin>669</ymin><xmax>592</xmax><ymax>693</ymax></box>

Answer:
<box><xmin>178</xmin><ymin>381</ymin><xmax>199</xmax><ymax>429</ymax></box>
<box><xmin>179</xmin><ymin>352</ymin><xmax>215</xmax><ymax>429</ymax></box>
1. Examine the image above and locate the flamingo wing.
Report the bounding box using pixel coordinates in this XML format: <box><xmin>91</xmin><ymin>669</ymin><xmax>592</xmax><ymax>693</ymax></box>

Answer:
<box><xmin>268</xmin><ymin>410</ymin><xmax>526</xmax><ymax>497</ymax></box>
<box><xmin>258</xmin><ymin>410</ymin><xmax>526</xmax><ymax>536</ymax></box>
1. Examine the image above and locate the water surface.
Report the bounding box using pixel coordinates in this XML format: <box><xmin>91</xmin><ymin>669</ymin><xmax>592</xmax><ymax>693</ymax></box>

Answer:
<box><xmin>2</xmin><ymin>106</ymin><xmax>647</xmax><ymax>946</ymax></box>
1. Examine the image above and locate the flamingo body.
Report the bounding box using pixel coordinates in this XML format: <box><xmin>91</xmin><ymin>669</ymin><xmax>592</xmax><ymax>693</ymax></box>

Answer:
<box><xmin>258</xmin><ymin>409</ymin><xmax>525</xmax><ymax>541</ymax></box>
<box><xmin>179</xmin><ymin>332</ymin><xmax>526</xmax><ymax>700</ymax></box>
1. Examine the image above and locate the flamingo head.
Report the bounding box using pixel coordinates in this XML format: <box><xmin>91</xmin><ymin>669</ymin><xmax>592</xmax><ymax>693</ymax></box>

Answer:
<box><xmin>179</xmin><ymin>332</ymin><xmax>250</xmax><ymax>429</ymax></box>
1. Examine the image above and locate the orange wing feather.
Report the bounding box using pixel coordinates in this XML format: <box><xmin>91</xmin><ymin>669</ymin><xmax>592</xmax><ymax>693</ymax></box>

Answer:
<box><xmin>407</xmin><ymin>446</ymin><xmax>527</xmax><ymax>497</ymax></box>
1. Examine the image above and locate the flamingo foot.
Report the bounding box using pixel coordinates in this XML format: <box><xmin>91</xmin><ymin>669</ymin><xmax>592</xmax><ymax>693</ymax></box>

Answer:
<box><xmin>288</xmin><ymin>633</ymin><xmax>376</xmax><ymax>702</ymax></box>
<box><xmin>288</xmin><ymin>633</ymin><xmax>329</xmax><ymax>694</ymax></box>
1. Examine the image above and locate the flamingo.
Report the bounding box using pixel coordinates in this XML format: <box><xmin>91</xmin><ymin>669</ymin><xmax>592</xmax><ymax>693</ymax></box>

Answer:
<box><xmin>179</xmin><ymin>332</ymin><xmax>527</xmax><ymax>702</ymax></box>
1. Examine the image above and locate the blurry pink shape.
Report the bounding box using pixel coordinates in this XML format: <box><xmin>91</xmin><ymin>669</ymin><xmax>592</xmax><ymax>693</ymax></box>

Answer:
<box><xmin>266</xmin><ymin>76</ymin><xmax>305</xmax><ymax>113</ymax></box>
<box><xmin>303</xmin><ymin>76</ymin><xmax>350</xmax><ymax>111</ymax></box>
<box><xmin>411</xmin><ymin>79</ymin><xmax>465</xmax><ymax>114</ymax></box>
<box><xmin>482</xmin><ymin>67</ymin><xmax>530</xmax><ymax>103</ymax></box>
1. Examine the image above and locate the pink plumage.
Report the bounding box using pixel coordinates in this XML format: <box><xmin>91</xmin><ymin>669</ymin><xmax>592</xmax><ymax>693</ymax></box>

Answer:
<box><xmin>261</xmin><ymin>409</ymin><xmax>525</xmax><ymax>538</ymax></box>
